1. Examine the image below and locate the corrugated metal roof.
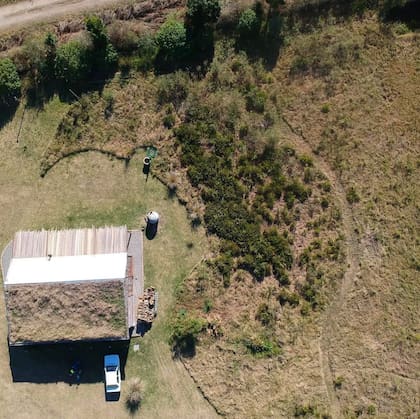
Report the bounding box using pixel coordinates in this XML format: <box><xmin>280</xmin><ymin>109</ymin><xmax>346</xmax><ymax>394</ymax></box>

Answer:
<box><xmin>5</xmin><ymin>252</ymin><xmax>128</xmax><ymax>285</ymax></box>
<box><xmin>12</xmin><ymin>226</ymin><xmax>128</xmax><ymax>258</ymax></box>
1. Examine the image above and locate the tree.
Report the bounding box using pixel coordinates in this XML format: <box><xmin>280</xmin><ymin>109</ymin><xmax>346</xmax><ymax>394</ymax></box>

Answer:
<box><xmin>237</xmin><ymin>9</ymin><xmax>260</xmax><ymax>38</ymax></box>
<box><xmin>0</xmin><ymin>58</ymin><xmax>21</xmax><ymax>106</ymax></box>
<box><xmin>85</xmin><ymin>15</ymin><xmax>117</xmax><ymax>73</ymax></box>
<box><xmin>85</xmin><ymin>15</ymin><xmax>108</xmax><ymax>49</ymax></box>
<box><xmin>55</xmin><ymin>40</ymin><xmax>89</xmax><ymax>83</ymax></box>
<box><xmin>156</xmin><ymin>18</ymin><xmax>187</xmax><ymax>65</ymax></box>
<box><xmin>43</xmin><ymin>32</ymin><xmax>57</xmax><ymax>80</ymax></box>
<box><xmin>186</xmin><ymin>0</ymin><xmax>221</xmax><ymax>27</ymax></box>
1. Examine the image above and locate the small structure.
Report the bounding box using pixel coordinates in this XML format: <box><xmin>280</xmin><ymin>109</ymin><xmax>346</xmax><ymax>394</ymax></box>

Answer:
<box><xmin>1</xmin><ymin>226</ymin><xmax>144</xmax><ymax>346</ymax></box>
<box><xmin>146</xmin><ymin>211</ymin><xmax>159</xmax><ymax>225</ymax></box>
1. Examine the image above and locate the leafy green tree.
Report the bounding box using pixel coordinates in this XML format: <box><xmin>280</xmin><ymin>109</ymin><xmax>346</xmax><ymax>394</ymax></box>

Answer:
<box><xmin>43</xmin><ymin>32</ymin><xmax>57</xmax><ymax>79</ymax></box>
<box><xmin>237</xmin><ymin>9</ymin><xmax>260</xmax><ymax>38</ymax></box>
<box><xmin>85</xmin><ymin>15</ymin><xmax>117</xmax><ymax>73</ymax></box>
<box><xmin>85</xmin><ymin>15</ymin><xmax>108</xmax><ymax>49</ymax></box>
<box><xmin>238</xmin><ymin>9</ymin><xmax>258</xmax><ymax>35</ymax></box>
<box><xmin>55</xmin><ymin>40</ymin><xmax>89</xmax><ymax>83</ymax></box>
<box><xmin>156</xmin><ymin>18</ymin><xmax>187</xmax><ymax>65</ymax></box>
<box><xmin>0</xmin><ymin>58</ymin><xmax>21</xmax><ymax>106</ymax></box>
<box><xmin>186</xmin><ymin>0</ymin><xmax>221</xmax><ymax>27</ymax></box>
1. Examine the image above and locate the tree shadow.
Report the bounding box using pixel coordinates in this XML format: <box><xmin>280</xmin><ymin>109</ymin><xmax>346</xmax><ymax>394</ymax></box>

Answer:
<box><xmin>9</xmin><ymin>340</ymin><xmax>129</xmax><ymax>384</ymax></box>
<box><xmin>284</xmin><ymin>0</ymin><xmax>357</xmax><ymax>32</ymax></box>
<box><xmin>382</xmin><ymin>0</ymin><xmax>420</xmax><ymax>30</ymax></box>
<box><xmin>171</xmin><ymin>336</ymin><xmax>197</xmax><ymax>359</ymax></box>
<box><xmin>0</xmin><ymin>102</ymin><xmax>19</xmax><ymax>130</ymax></box>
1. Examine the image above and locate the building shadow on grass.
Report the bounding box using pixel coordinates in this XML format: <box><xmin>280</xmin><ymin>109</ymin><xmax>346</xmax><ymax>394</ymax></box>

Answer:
<box><xmin>9</xmin><ymin>340</ymin><xmax>129</xmax><ymax>384</ymax></box>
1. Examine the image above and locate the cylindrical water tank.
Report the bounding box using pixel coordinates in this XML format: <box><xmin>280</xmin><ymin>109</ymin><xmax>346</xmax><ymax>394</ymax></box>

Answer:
<box><xmin>146</xmin><ymin>211</ymin><xmax>160</xmax><ymax>224</ymax></box>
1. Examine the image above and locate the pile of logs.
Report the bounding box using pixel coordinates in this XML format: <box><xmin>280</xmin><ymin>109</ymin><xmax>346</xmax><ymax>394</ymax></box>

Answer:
<box><xmin>137</xmin><ymin>287</ymin><xmax>158</xmax><ymax>323</ymax></box>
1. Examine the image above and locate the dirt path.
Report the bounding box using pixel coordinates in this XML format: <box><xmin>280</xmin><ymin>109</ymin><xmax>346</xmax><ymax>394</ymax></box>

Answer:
<box><xmin>281</xmin><ymin>116</ymin><xmax>362</xmax><ymax>419</ymax></box>
<box><xmin>0</xmin><ymin>0</ymin><xmax>121</xmax><ymax>32</ymax></box>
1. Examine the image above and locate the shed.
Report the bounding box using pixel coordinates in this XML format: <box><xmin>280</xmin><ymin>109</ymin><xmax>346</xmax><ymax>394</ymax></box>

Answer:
<box><xmin>1</xmin><ymin>226</ymin><xmax>143</xmax><ymax>346</ymax></box>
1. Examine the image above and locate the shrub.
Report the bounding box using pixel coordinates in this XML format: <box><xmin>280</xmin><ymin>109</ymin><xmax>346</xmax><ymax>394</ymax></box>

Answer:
<box><xmin>278</xmin><ymin>289</ymin><xmax>299</xmax><ymax>307</ymax></box>
<box><xmin>213</xmin><ymin>253</ymin><xmax>233</xmax><ymax>277</ymax></box>
<box><xmin>367</xmin><ymin>404</ymin><xmax>376</xmax><ymax>415</ymax></box>
<box><xmin>299</xmin><ymin>154</ymin><xmax>314</xmax><ymax>167</ymax></box>
<box><xmin>134</xmin><ymin>32</ymin><xmax>158</xmax><ymax>71</ymax></box>
<box><xmin>321</xmin><ymin>103</ymin><xmax>330</xmax><ymax>113</ymax></box>
<box><xmin>156</xmin><ymin>18</ymin><xmax>187</xmax><ymax>65</ymax></box>
<box><xmin>243</xmin><ymin>335</ymin><xmax>281</xmax><ymax>357</ymax></box>
<box><xmin>103</xmin><ymin>90</ymin><xmax>114</xmax><ymax>118</ymax></box>
<box><xmin>125</xmin><ymin>378</ymin><xmax>143</xmax><ymax>413</ymax></box>
<box><xmin>245</xmin><ymin>86</ymin><xmax>266</xmax><ymax>113</ymax></box>
<box><xmin>294</xmin><ymin>404</ymin><xmax>318</xmax><ymax>417</ymax></box>
<box><xmin>55</xmin><ymin>40</ymin><xmax>89</xmax><ymax>83</ymax></box>
<box><xmin>108</xmin><ymin>23</ymin><xmax>139</xmax><ymax>52</ymax></box>
<box><xmin>43</xmin><ymin>32</ymin><xmax>57</xmax><ymax>80</ymax></box>
<box><xmin>0</xmin><ymin>58</ymin><xmax>21</xmax><ymax>106</ymax></box>
<box><xmin>169</xmin><ymin>311</ymin><xmax>206</xmax><ymax>355</ymax></box>
<box><xmin>255</xmin><ymin>303</ymin><xmax>275</xmax><ymax>326</ymax></box>
<box><xmin>346</xmin><ymin>186</ymin><xmax>360</xmax><ymax>204</ymax></box>
<box><xmin>163</xmin><ymin>113</ymin><xmax>176</xmax><ymax>129</ymax></box>
<box><xmin>333</xmin><ymin>375</ymin><xmax>344</xmax><ymax>389</ymax></box>
<box><xmin>203</xmin><ymin>299</ymin><xmax>213</xmax><ymax>313</ymax></box>
<box><xmin>157</xmin><ymin>71</ymin><xmax>189</xmax><ymax>107</ymax></box>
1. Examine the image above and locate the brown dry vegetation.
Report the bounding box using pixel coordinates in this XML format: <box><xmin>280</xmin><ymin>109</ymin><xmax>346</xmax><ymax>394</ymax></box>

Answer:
<box><xmin>6</xmin><ymin>280</ymin><xmax>126</xmax><ymax>343</ymax></box>
<box><xmin>178</xmin><ymin>13</ymin><xmax>420</xmax><ymax>419</ymax></box>
<box><xmin>32</xmin><ymin>8</ymin><xmax>419</xmax><ymax>417</ymax></box>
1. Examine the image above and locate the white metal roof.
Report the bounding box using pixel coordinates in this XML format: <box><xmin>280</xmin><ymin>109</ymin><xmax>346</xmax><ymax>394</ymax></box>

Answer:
<box><xmin>5</xmin><ymin>252</ymin><xmax>128</xmax><ymax>285</ymax></box>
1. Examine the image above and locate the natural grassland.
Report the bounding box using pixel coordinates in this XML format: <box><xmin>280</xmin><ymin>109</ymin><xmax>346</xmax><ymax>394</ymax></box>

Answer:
<box><xmin>0</xmin><ymin>2</ymin><xmax>419</xmax><ymax>418</ymax></box>
<box><xmin>0</xmin><ymin>98</ymin><xmax>216</xmax><ymax>418</ymax></box>
<box><xmin>178</xmin><ymin>13</ymin><xmax>420</xmax><ymax>419</ymax></box>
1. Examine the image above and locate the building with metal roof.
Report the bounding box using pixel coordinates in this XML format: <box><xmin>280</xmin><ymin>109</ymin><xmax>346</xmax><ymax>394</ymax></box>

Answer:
<box><xmin>1</xmin><ymin>226</ymin><xmax>143</xmax><ymax>346</ymax></box>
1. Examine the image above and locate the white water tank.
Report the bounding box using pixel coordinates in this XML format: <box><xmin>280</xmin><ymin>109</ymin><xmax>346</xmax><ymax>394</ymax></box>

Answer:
<box><xmin>146</xmin><ymin>211</ymin><xmax>160</xmax><ymax>224</ymax></box>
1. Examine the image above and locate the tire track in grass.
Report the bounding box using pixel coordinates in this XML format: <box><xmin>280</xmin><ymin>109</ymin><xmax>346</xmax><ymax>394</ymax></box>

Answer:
<box><xmin>281</xmin><ymin>115</ymin><xmax>362</xmax><ymax>419</ymax></box>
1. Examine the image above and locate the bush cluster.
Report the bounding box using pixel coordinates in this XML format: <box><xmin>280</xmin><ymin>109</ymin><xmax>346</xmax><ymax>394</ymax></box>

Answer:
<box><xmin>169</xmin><ymin>310</ymin><xmax>206</xmax><ymax>355</ymax></box>
<box><xmin>175</xmin><ymin>120</ymin><xmax>294</xmax><ymax>282</ymax></box>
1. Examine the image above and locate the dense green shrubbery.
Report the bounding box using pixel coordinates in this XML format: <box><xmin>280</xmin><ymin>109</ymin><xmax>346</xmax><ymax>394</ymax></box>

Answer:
<box><xmin>169</xmin><ymin>310</ymin><xmax>206</xmax><ymax>355</ymax></box>
<box><xmin>134</xmin><ymin>33</ymin><xmax>158</xmax><ymax>72</ymax></box>
<box><xmin>255</xmin><ymin>303</ymin><xmax>275</xmax><ymax>326</ymax></box>
<box><xmin>54</xmin><ymin>40</ymin><xmax>90</xmax><ymax>83</ymax></box>
<box><xmin>242</xmin><ymin>334</ymin><xmax>281</xmax><ymax>357</ymax></box>
<box><xmin>245</xmin><ymin>86</ymin><xmax>267</xmax><ymax>113</ymax></box>
<box><xmin>156</xmin><ymin>18</ymin><xmax>187</xmax><ymax>66</ymax></box>
<box><xmin>0</xmin><ymin>58</ymin><xmax>21</xmax><ymax>106</ymax></box>
<box><xmin>186</xmin><ymin>0</ymin><xmax>221</xmax><ymax>27</ymax></box>
<box><xmin>237</xmin><ymin>9</ymin><xmax>260</xmax><ymax>38</ymax></box>
<box><xmin>175</xmin><ymin>120</ymin><xmax>294</xmax><ymax>282</ymax></box>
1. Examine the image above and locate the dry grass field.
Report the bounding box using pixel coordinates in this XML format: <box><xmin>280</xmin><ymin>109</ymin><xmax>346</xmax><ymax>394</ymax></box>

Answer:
<box><xmin>0</xmin><ymin>98</ymin><xmax>216</xmax><ymax>418</ymax></box>
<box><xmin>178</xmin><ymin>13</ymin><xmax>420</xmax><ymax>419</ymax></box>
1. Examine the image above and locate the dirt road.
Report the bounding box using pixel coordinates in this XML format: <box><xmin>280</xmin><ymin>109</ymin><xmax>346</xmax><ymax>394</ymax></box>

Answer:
<box><xmin>0</xmin><ymin>0</ymin><xmax>121</xmax><ymax>33</ymax></box>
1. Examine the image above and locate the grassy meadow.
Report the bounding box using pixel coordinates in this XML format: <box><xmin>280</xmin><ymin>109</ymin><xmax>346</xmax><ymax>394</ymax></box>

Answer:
<box><xmin>0</xmin><ymin>98</ymin><xmax>215</xmax><ymax>418</ymax></box>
